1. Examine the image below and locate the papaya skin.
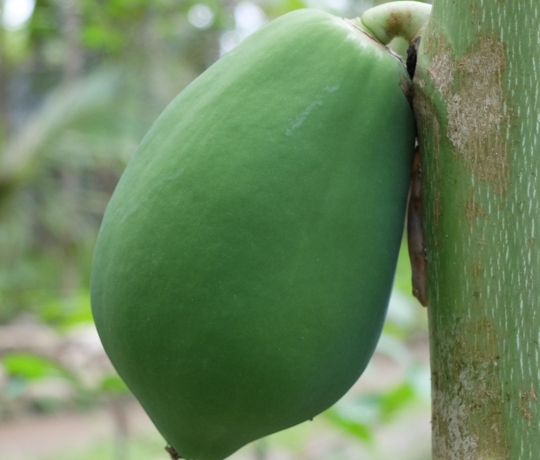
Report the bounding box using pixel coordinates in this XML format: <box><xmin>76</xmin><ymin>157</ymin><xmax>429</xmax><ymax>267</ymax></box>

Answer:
<box><xmin>91</xmin><ymin>9</ymin><xmax>415</xmax><ymax>460</ymax></box>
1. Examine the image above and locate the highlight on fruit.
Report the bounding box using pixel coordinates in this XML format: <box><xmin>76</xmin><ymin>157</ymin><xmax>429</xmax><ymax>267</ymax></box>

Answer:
<box><xmin>90</xmin><ymin>3</ymin><xmax>431</xmax><ymax>460</ymax></box>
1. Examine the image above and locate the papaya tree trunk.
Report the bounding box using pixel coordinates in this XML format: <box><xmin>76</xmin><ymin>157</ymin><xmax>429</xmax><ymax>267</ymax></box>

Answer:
<box><xmin>413</xmin><ymin>0</ymin><xmax>540</xmax><ymax>458</ymax></box>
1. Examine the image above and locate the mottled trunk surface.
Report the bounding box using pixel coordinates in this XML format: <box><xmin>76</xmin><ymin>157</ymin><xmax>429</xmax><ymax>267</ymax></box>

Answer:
<box><xmin>413</xmin><ymin>0</ymin><xmax>540</xmax><ymax>459</ymax></box>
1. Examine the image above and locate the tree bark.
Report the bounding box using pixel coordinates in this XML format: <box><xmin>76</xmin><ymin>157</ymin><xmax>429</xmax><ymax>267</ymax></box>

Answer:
<box><xmin>413</xmin><ymin>1</ymin><xmax>540</xmax><ymax>458</ymax></box>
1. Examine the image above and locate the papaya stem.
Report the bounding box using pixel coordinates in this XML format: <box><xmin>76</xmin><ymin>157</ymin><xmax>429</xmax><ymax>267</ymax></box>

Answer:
<box><xmin>360</xmin><ymin>1</ymin><xmax>432</xmax><ymax>45</ymax></box>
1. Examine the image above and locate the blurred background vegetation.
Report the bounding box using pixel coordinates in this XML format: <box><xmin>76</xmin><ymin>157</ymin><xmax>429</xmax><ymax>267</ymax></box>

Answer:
<box><xmin>0</xmin><ymin>0</ymin><xmax>431</xmax><ymax>459</ymax></box>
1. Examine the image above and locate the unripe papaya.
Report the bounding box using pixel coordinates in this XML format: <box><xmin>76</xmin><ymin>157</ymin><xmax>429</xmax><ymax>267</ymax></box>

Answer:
<box><xmin>91</xmin><ymin>8</ymin><xmax>415</xmax><ymax>460</ymax></box>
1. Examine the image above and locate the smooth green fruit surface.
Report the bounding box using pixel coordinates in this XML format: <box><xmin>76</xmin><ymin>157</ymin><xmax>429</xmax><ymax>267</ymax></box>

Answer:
<box><xmin>91</xmin><ymin>8</ymin><xmax>415</xmax><ymax>460</ymax></box>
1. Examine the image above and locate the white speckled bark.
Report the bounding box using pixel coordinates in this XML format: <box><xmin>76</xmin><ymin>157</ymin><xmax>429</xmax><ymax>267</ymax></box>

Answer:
<box><xmin>413</xmin><ymin>1</ymin><xmax>540</xmax><ymax>458</ymax></box>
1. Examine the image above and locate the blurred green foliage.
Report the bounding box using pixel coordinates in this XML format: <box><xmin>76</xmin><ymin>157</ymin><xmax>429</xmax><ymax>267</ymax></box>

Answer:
<box><xmin>2</xmin><ymin>353</ymin><xmax>75</xmax><ymax>381</ymax></box>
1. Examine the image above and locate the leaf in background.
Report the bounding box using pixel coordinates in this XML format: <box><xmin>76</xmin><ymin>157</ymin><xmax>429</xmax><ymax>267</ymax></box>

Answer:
<box><xmin>379</xmin><ymin>382</ymin><xmax>416</xmax><ymax>420</ymax></box>
<box><xmin>323</xmin><ymin>407</ymin><xmax>374</xmax><ymax>444</ymax></box>
<box><xmin>1</xmin><ymin>353</ymin><xmax>77</xmax><ymax>383</ymax></box>
<box><xmin>39</xmin><ymin>290</ymin><xmax>93</xmax><ymax>329</ymax></box>
<box><xmin>325</xmin><ymin>372</ymin><xmax>425</xmax><ymax>439</ymax></box>
<box><xmin>99</xmin><ymin>374</ymin><xmax>130</xmax><ymax>395</ymax></box>
<box><xmin>82</xmin><ymin>25</ymin><xmax>125</xmax><ymax>52</ymax></box>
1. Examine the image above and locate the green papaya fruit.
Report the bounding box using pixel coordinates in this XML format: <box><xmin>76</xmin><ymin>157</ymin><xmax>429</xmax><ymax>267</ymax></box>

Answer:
<box><xmin>91</xmin><ymin>8</ymin><xmax>415</xmax><ymax>460</ymax></box>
